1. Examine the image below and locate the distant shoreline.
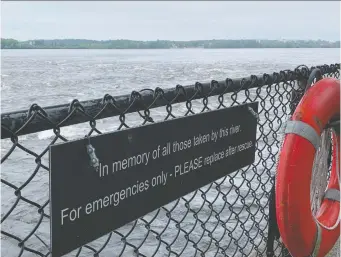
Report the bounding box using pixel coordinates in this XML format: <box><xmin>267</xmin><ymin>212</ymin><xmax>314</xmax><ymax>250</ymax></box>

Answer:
<box><xmin>2</xmin><ymin>47</ymin><xmax>339</xmax><ymax>50</ymax></box>
<box><xmin>1</xmin><ymin>38</ymin><xmax>340</xmax><ymax>49</ymax></box>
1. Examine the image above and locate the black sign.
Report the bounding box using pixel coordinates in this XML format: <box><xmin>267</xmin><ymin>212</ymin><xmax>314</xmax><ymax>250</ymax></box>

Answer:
<box><xmin>49</xmin><ymin>102</ymin><xmax>258</xmax><ymax>257</ymax></box>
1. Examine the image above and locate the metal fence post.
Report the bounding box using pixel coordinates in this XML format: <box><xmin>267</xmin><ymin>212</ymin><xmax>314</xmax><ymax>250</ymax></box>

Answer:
<box><xmin>266</xmin><ymin>66</ymin><xmax>310</xmax><ymax>257</ymax></box>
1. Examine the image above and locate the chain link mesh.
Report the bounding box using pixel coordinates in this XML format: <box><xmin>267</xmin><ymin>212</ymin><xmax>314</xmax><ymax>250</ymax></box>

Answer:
<box><xmin>1</xmin><ymin>63</ymin><xmax>340</xmax><ymax>257</ymax></box>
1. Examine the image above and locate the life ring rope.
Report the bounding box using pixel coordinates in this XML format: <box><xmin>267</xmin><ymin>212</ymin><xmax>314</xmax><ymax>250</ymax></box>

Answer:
<box><xmin>310</xmin><ymin>129</ymin><xmax>340</xmax><ymax>257</ymax></box>
<box><xmin>314</xmin><ymin>129</ymin><xmax>340</xmax><ymax>231</ymax></box>
<box><xmin>311</xmin><ymin>222</ymin><xmax>322</xmax><ymax>257</ymax></box>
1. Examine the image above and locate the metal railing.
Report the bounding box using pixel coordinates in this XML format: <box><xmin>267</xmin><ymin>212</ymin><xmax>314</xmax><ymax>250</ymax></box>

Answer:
<box><xmin>1</xmin><ymin>63</ymin><xmax>340</xmax><ymax>257</ymax></box>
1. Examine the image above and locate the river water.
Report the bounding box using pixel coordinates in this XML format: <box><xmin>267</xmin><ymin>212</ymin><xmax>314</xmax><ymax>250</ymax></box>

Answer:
<box><xmin>1</xmin><ymin>49</ymin><xmax>339</xmax><ymax>257</ymax></box>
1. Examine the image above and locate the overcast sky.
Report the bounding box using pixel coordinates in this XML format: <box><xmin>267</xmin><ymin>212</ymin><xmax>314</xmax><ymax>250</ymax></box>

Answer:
<box><xmin>1</xmin><ymin>1</ymin><xmax>340</xmax><ymax>41</ymax></box>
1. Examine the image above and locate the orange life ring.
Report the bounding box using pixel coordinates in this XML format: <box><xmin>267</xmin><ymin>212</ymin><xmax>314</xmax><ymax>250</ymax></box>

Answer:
<box><xmin>275</xmin><ymin>77</ymin><xmax>340</xmax><ymax>257</ymax></box>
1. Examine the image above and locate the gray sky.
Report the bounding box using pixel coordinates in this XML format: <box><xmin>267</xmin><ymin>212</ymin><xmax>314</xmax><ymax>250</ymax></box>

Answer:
<box><xmin>1</xmin><ymin>1</ymin><xmax>340</xmax><ymax>41</ymax></box>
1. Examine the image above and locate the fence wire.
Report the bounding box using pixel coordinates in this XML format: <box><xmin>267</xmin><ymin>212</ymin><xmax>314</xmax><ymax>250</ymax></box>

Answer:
<box><xmin>1</xmin><ymin>63</ymin><xmax>340</xmax><ymax>257</ymax></box>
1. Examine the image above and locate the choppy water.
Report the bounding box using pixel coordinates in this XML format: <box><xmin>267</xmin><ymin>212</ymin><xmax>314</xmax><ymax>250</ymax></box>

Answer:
<box><xmin>1</xmin><ymin>49</ymin><xmax>339</xmax><ymax>257</ymax></box>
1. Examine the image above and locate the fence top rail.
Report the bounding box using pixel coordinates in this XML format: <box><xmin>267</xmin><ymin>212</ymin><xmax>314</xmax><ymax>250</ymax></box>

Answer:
<box><xmin>1</xmin><ymin>63</ymin><xmax>339</xmax><ymax>139</ymax></box>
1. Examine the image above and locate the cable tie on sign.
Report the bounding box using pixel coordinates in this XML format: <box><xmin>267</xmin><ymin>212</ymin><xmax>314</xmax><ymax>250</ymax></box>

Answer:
<box><xmin>247</xmin><ymin>106</ymin><xmax>259</xmax><ymax>122</ymax></box>
<box><xmin>85</xmin><ymin>135</ymin><xmax>100</xmax><ymax>172</ymax></box>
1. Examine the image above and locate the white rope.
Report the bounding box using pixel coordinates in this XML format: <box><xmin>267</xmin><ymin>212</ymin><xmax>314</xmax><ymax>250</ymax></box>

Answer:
<box><xmin>314</xmin><ymin>128</ymin><xmax>340</xmax><ymax>231</ymax></box>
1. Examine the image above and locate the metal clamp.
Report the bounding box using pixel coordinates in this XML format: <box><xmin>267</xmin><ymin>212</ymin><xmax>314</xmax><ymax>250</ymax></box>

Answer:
<box><xmin>306</xmin><ymin>68</ymin><xmax>323</xmax><ymax>93</ymax></box>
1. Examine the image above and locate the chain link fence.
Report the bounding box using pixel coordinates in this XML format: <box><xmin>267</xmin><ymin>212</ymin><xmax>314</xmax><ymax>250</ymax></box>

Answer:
<box><xmin>1</xmin><ymin>63</ymin><xmax>340</xmax><ymax>257</ymax></box>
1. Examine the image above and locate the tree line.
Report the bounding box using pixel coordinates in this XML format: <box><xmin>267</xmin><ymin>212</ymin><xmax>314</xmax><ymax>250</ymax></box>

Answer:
<box><xmin>1</xmin><ymin>38</ymin><xmax>340</xmax><ymax>49</ymax></box>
